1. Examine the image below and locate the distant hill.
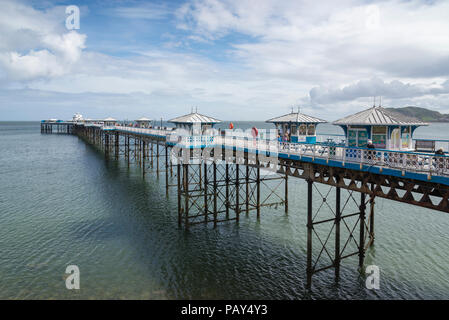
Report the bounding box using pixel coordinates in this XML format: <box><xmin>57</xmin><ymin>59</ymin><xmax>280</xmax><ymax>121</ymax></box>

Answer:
<box><xmin>386</xmin><ymin>106</ymin><xmax>449</xmax><ymax>122</ymax></box>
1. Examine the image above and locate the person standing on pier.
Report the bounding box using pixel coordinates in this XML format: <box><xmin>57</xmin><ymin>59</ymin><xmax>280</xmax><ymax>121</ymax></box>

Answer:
<box><xmin>366</xmin><ymin>139</ymin><xmax>375</xmax><ymax>162</ymax></box>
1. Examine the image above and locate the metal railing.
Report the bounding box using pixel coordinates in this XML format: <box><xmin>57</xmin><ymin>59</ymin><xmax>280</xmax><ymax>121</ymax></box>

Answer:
<box><xmin>82</xmin><ymin>123</ymin><xmax>449</xmax><ymax>177</ymax></box>
<box><xmin>113</xmin><ymin>126</ymin><xmax>173</xmax><ymax>136</ymax></box>
<box><xmin>280</xmin><ymin>142</ymin><xmax>449</xmax><ymax>177</ymax></box>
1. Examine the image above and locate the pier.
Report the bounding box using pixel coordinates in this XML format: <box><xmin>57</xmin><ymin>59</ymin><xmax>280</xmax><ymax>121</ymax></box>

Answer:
<box><xmin>40</xmin><ymin>114</ymin><xmax>449</xmax><ymax>289</ymax></box>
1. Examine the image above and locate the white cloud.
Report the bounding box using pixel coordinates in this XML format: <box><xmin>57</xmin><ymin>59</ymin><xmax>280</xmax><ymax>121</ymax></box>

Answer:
<box><xmin>177</xmin><ymin>0</ymin><xmax>449</xmax><ymax>81</ymax></box>
<box><xmin>0</xmin><ymin>1</ymin><xmax>86</xmax><ymax>81</ymax></box>
<box><xmin>107</xmin><ymin>3</ymin><xmax>171</xmax><ymax>20</ymax></box>
<box><xmin>1</xmin><ymin>0</ymin><xmax>449</xmax><ymax>121</ymax></box>
<box><xmin>308</xmin><ymin>78</ymin><xmax>449</xmax><ymax>104</ymax></box>
<box><xmin>173</xmin><ymin>0</ymin><xmax>449</xmax><ymax>118</ymax></box>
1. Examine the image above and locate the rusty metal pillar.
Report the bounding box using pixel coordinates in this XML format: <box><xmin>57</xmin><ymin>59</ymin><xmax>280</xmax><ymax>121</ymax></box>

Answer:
<box><xmin>127</xmin><ymin>135</ymin><xmax>130</xmax><ymax>168</ymax></box>
<box><xmin>235</xmin><ymin>164</ymin><xmax>240</xmax><ymax>223</ymax></box>
<box><xmin>245</xmin><ymin>164</ymin><xmax>249</xmax><ymax>214</ymax></box>
<box><xmin>213</xmin><ymin>162</ymin><xmax>218</xmax><ymax>228</ymax></box>
<box><xmin>256</xmin><ymin>161</ymin><xmax>261</xmax><ymax>220</ymax></box>
<box><xmin>184</xmin><ymin>164</ymin><xmax>189</xmax><ymax>229</ymax></box>
<box><xmin>105</xmin><ymin>132</ymin><xmax>109</xmax><ymax>159</ymax></box>
<box><xmin>335</xmin><ymin>186</ymin><xmax>341</xmax><ymax>280</ymax></box>
<box><xmin>142</xmin><ymin>140</ymin><xmax>146</xmax><ymax>177</ymax></box>
<box><xmin>150</xmin><ymin>142</ymin><xmax>154</xmax><ymax>168</ymax></box>
<box><xmin>134</xmin><ymin>136</ymin><xmax>137</xmax><ymax>163</ymax></box>
<box><xmin>199</xmin><ymin>163</ymin><xmax>202</xmax><ymax>191</ymax></box>
<box><xmin>156</xmin><ymin>143</ymin><xmax>160</xmax><ymax>177</ymax></box>
<box><xmin>306</xmin><ymin>179</ymin><xmax>313</xmax><ymax>289</ymax></box>
<box><xmin>359</xmin><ymin>192</ymin><xmax>366</xmax><ymax>269</ymax></box>
<box><xmin>115</xmin><ymin>132</ymin><xmax>119</xmax><ymax>160</ymax></box>
<box><xmin>225</xmin><ymin>163</ymin><xmax>230</xmax><ymax>220</ymax></box>
<box><xmin>165</xmin><ymin>146</ymin><xmax>169</xmax><ymax>196</ymax></box>
<box><xmin>369</xmin><ymin>187</ymin><xmax>375</xmax><ymax>247</ymax></box>
<box><xmin>177</xmin><ymin>163</ymin><xmax>182</xmax><ymax>227</ymax></box>
<box><xmin>204</xmin><ymin>162</ymin><xmax>208</xmax><ymax>224</ymax></box>
<box><xmin>285</xmin><ymin>163</ymin><xmax>289</xmax><ymax>214</ymax></box>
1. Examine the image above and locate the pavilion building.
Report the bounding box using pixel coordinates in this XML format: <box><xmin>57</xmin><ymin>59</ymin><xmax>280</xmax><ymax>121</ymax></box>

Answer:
<box><xmin>333</xmin><ymin>106</ymin><xmax>428</xmax><ymax>150</ymax></box>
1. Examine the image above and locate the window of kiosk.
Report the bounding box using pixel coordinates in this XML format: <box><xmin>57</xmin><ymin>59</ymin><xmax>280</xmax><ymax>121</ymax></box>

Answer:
<box><xmin>348</xmin><ymin>127</ymin><xmax>368</xmax><ymax>147</ymax></box>
<box><xmin>298</xmin><ymin>124</ymin><xmax>306</xmax><ymax>135</ymax></box>
<box><xmin>291</xmin><ymin>124</ymin><xmax>297</xmax><ymax>135</ymax></box>
<box><xmin>202</xmin><ymin>124</ymin><xmax>211</xmax><ymax>134</ymax></box>
<box><xmin>307</xmin><ymin>124</ymin><xmax>315</xmax><ymax>136</ymax></box>
<box><xmin>401</xmin><ymin>126</ymin><xmax>411</xmax><ymax>149</ymax></box>
<box><xmin>372</xmin><ymin>126</ymin><xmax>387</xmax><ymax>149</ymax></box>
<box><xmin>192</xmin><ymin>124</ymin><xmax>201</xmax><ymax>135</ymax></box>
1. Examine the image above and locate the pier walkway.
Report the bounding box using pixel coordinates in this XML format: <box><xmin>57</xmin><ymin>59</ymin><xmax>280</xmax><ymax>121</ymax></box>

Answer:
<box><xmin>41</xmin><ymin>120</ymin><xmax>449</xmax><ymax>288</ymax></box>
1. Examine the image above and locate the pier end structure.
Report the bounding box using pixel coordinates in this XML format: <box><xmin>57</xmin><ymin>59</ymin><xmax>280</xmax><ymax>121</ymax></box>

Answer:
<box><xmin>334</xmin><ymin>105</ymin><xmax>428</xmax><ymax>150</ymax></box>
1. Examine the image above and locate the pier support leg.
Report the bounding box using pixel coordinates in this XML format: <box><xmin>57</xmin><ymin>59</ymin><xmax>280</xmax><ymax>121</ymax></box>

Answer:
<box><xmin>105</xmin><ymin>133</ymin><xmax>109</xmax><ymax>159</ymax></box>
<box><xmin>369</xmin><ymin>191</ymin><xmax>375</xmax><ymax>247</ymax></box>
<box><xmin>151</xmin><ymin>143</ymin><xmax>154</xmax><ymax>168</ymax></box>
<box><xmin>285</xmin><ymin>164</ymin><xmax>288</xmax><ymax>214</ymax></box>
<box><xmin>306</xmin><ymin>179</ymin><xmax>313</xmax><ymax>289</ymax></box>
<box><xmin>204</xmin><ymin>163</ymin><xmax>208</xmax><ymax>224</ymax></box>
<box><xmin>213</xmin><ymin>162</ymin><xmax>218</xmax><ymax>228</ymax></box>
<box><xmin>127</xmin><ymin>136</ymin><xmax>130</xmax><ymax>168</ymax></box>
<box><xmin>246</xmin><ymin>165</ymin><xmax>249</xmax><ymax>214</ymax></box>
<box><xmin>157</xmin><ymin>143</ymin><xmax>160</xmax><ymax>177</ymax></box>
<box><xmin>142</xmin><ymin>140</ymin><xmax>147</xmax><ymax>178</ymax></box>
<box><xmin>335</xmin><ymin>186</ymin><xmax>341</xmax><ymax>280</ymax></box>
<box><xmin>165</xmin><ymin>146</ymin><xmax>169</xmax><ymax>196</ymax></box>
<box><xmin>225</xmin><ymin>163</ymin><xmax>230</xmax><ymax>220</ymax></box>
<box><xmin>184</xmin><ymin>164</ymin><xmax>189</xmax><ymax>229</ymax></box>
<box><xmin>359</xmin><ymin>193</ymin><xmax>366</xmax><ymax>269</ymax></box>
<box><xmin>115</xmin><ymin>132</ymin><xmax>119</xmax><ymax>160</ymax></box>
<box><xmin>177</xmin><ymin>163</ymin><xmax>182</xmax><ymax>227</ymax></box>
<box><xmin>235</xmin><ymin>164</ymin><xmax>240</xmax><ymax>223</ymax></box>
<box><xmin>256</xmin><ymin>162</ymin><xmax>261</xmax><ymax>220</ymax></box>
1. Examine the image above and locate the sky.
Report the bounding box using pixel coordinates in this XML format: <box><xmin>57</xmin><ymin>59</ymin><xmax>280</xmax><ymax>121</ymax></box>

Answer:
<box><xmin>1</xmin><ymin>0</ymin><xmax>449</xmax><ymax>121</ymax></box>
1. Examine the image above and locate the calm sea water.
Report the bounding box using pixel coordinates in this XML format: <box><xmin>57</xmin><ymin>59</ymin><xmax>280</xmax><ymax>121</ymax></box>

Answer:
<box><xmin>0</xmin><ymin>121</ymin><xmax>449</xmax><ymax>299</ymax></box>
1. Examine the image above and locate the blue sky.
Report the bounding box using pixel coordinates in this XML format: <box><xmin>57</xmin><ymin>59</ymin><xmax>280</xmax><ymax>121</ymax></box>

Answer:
<box><xmin>1</xmin><ymin>0</ymin><xmax>449</xmax><ymax>120</ymax></box>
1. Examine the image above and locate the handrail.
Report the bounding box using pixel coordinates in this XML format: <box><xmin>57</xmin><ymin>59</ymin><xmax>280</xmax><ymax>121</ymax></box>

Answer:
<box><xmin>78</xmin><ymin>123</ymin><xmax>449</xmax><ymax>177</ymax></box>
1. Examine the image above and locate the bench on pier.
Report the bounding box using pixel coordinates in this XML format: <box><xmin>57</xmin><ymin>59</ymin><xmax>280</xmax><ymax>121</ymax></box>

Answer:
<box><xmin>415</xmin><ymin>139</ymin><xmax>436</xmax><ymax>153</ymax></box>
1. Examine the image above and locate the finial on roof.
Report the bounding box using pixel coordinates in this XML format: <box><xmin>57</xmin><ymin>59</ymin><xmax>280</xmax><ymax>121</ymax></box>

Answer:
<box><xmin>379</xmin><ymin>96</ymin><xmax>382</xmax><ymax>107</ymax></box>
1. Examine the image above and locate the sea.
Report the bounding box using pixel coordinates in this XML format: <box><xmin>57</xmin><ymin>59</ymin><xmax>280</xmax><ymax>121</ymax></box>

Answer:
<box><xmin>0</xmin><ymin>121</ymin><xmax>448</xmax><ymax>299</ymax></box>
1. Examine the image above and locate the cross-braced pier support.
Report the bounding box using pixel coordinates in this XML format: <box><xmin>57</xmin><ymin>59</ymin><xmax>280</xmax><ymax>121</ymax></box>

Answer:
<box><xmin>305</xmin><ymin>179</ymin><xmax>375</xmax><ymax>289</ymax></box>
<box><xmin>73</xmin><ymin>126</ymin><xmax>176</xmax><ymax>197</ymax></box>
<box><xmin>176</xmin><ymin>151</ymin><xmax>288</xmax><ymax>229</ymax></box>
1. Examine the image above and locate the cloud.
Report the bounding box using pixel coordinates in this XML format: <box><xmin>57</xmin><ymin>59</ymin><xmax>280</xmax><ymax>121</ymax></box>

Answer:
<box><xmin>177</xmin><ymin>0</ymin><xmax>449</xmax><ymax>80</ymax></box>
<box><xmin>107</xmin><ymin>3</ymin><xmax>172</xmax><ymax>20</ymax></box>
<box><xmin>308</xmin><ymin>78</ymin><xmax>449</xmax><ymax>104</ymax></box>
<box><xmin>0</xmin><ymin>0</ymin><xmax>86</xmax><ymax>81</ymax></box>
<box><xmin>1</xmin><ymin>0</ymin><xmax>449</xmax><ymax>121</ymax></box>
